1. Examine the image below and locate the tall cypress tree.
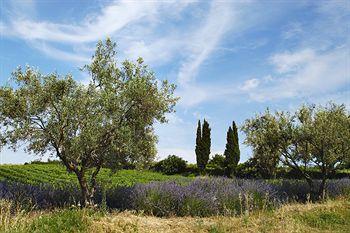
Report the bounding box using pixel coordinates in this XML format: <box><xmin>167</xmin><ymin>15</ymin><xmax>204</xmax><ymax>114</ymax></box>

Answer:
<box><xmin>200</xmin><ymin>119</ymin><xmax>211</xmax><ymax>172</ymax></box>
<box><xmin>232</xmin><ymin>121</ymin><xmax>240</xmax><ymax>167</ymax></box>
<box><xmin>195</xmin><ymin>120</ymin><xmax>202</xmax><ymax>170</ymax></box>
<box><xmin>224</xmin><ymin>126</ymin><xmax>234</xmax><ymax>176</ymax></box>
<box><xmin>224</xmin><ymin>121</ymin><xmax>240</xmax><ymax>177</ymax></box>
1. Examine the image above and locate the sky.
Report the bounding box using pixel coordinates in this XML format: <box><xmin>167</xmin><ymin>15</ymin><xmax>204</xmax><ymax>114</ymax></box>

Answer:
<box><xmin>0</xmin><ymin>0</ymin><xmax>349</xmax><ymax>164</ymax></box>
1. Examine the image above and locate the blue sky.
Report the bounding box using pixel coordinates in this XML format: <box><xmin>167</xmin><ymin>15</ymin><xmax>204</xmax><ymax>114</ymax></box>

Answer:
<box><xmin>0</xmin><ymin>0</ymin><xmax>349</xmax><ymax>164</ymax></box>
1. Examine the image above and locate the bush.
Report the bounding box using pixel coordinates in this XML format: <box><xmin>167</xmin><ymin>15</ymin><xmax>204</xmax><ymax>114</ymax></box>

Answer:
<box><xmin>234</xmin><ymin>162</ymin><xmax>350</xmax><ymax>180</ymax></box>
<box><xmin>152</xmin><ymin>155</ymin><xmax>187</xmax><ymax>175</ymax></box>
<box><xmin>206</xmin><ymin>154</ymin><xmax>226</xmax><ymax>176</ymax></box>
<box><xmin>180</xmin><ymin>164</ymin><xmax>199</xmax><ymax>177</ymax></box>
<box><xmin>235</xmin><ymin>159</ymin><xmax>261</xmax><ymax>179</ymax></box>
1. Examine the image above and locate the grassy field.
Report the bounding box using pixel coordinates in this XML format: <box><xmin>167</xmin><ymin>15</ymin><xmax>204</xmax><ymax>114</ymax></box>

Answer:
<box><xmin>0</xmin><ymin>164</ymin><xmax>190</xmax><ymax>187</ymax></box>
<box><xmin>1</xmin><ymin>164</ymin><xmax>348</xmax><ymax>187</ymax></box>
<box><xmin>2</xmin><ymin>197</ymin><xmax>349</xmax><ymax>233</ymax></box>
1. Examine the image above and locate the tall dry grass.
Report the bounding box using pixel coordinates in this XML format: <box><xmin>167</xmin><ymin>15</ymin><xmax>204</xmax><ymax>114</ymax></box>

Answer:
<box><xmin>0</xmin><ymin>197</ymin><xmax>348</xmax><ymax>233</ymax></box>
<box><xmin>0</xmin><ymin>199</ymin><xmax>32</xmax><ymax>233</ymax></box>
<box><xmin>91</xmin><ymin>197</ymin><xmax>350</xmax><ymax>233</ymax></box>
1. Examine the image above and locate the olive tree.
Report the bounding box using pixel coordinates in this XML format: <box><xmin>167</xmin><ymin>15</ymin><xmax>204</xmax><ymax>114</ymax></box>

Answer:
<box><xmin>242</xmin><ymin>103</ymin><xmax>350</xmax><ymax>198</ymax></box>
<box><xmin>241</xmin><ymin>109</ymin><xmax>280</xmax><ymax>178</ymax></box>
<box><xmin>0</xmin><ymin>39</ymin><xmax>178</xmax><ymax>206</ymax></box>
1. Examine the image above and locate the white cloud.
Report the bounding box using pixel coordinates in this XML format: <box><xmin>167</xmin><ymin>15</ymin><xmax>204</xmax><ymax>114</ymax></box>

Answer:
<box><xmin>243</xmin><ymin>1</ymin><xmax>350</xmax><ymax>103</ymax></box>
<box><xmin>5</xmin><ymin>1</ymin><xmax>162</xmax><ymax>43</ymax></box>
<box><xmin>246</xmin><ymin>45</ymin><xmax>349</xmax><ymax>101</ymax></box>
<box><xmin>240</xmin><ymin>78</ymin><xmax>260</xmax><ymax>91</ymax></box>
<box><xmin>123</xmin><ymin>38</ymin><xmax>183</xmax><ymax>66</ymax></box>
<box><xmin>1</xmin><ymin>0</ymin><xmax>194</xmax><ymax>63</ymax></box>
<box><xmin>177</xmin><ymin>2</ymin><xmax>234</xmax><ymax>86</ymax></box>
<box><xmin>269</xmin><ymin>48</ymin><xmax>316</xmax><ymax>73</ymax></box>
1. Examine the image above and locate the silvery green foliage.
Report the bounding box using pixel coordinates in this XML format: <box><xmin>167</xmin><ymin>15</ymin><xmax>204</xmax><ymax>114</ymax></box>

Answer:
<box><xmin>242</xmin><ymin>103</ymin><xmax>350</xmax><ymax>196</ymax></box>
<box><xmin>0</xmin><ymin>39</ymin><xmax>178</xmax><ymax>205</ymax></box>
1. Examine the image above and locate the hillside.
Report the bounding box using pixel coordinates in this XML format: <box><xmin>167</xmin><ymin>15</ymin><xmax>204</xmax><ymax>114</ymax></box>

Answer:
<box><xmin>0</xmin><ymin>164</ymin><xmax>189</xmax><ymax>187</ymax></box>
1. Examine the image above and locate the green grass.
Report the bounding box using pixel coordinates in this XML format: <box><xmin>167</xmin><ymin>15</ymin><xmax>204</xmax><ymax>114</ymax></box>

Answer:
<box><xmin>26</xmin><ymin>209</ymin><xmax>92</xmax><ymax>233</ymax></box>
<box><xmin>293</xmin><ymin>204</ymin><xmax>350</xmax><ymax>232</ymax></box>
<box><xmin>0</xmin><ymin>164</ymin><xmax>190</xmax><ymax>188</ymax></box>
<box><xmin>2</xmin><ymin>198</ymin><xmax>349</xmax><ymax>233</ymax></box>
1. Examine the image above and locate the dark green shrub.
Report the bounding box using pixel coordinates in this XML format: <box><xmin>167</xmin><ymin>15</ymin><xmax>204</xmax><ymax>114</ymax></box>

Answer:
<box><xmin>206</xmin><ymin>154</ymin><xmax>226</xmax><ymax>176</ymax></box>
<box><xmin>184</xmin><ymin>164</ymin><xmax>200</xmax><ymax>176</ymax></box>
<box><xmin>235</xmin><ymin>159</ymin><xmax>261</xmax><ymax>178</ymax></box>
<box><xmin>208</xmin><ymin>154</ymin><xmax>225</xmax><ymax>169</ymax></box>
<box><xmin>152</xmin><ymin>155</ymin><xmax>187</xmax><ymax>175</ymax></box>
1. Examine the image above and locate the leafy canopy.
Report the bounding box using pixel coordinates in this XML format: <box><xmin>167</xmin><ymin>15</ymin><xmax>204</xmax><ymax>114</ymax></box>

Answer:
<box><xmin>242</xmin><ymin>103</ymin><xmax>350</xmax><ymax>195</ymax></box>
<box><xmin>0</xmin><ymin>38</ymin><xmax>178</xmax><ymax>204</ymax></box>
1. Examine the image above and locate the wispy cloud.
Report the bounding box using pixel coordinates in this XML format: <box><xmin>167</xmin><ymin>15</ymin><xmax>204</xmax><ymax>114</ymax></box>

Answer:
<box><xmin>244</xmin><ymin>45</ymin><xmax>349</xmax><ymax>101</ymax></box>
<box><xmin>30</xmin><ymin>41</ymin><xmax>90</xmax><ymax>63</ymax></box>
<box><xmin>240</xmin><ymin>0</ymin><xmax>350</xmax><ymax>103</ymax></box>
<box><xmin>123</xmin><ymin>37</ymin><xmax>183</xmax><ymax>66</ymax></box>
<box><xmin>240</xmin><ymin>78</ymin><xmax>260</xmax><ymax>91</ymax></box>
<box><xmin>4</xmin><ymin>1</ymin><xmax>161</xmax><ymax>43</ymax></box>
<box><xmin>177</xmin><ymin>1</ymin><xmax>233</xmax><ymax>86</ymax></box>
<box><xmin>1</xmin><ymin>0</ymin><xmax>195</xmax><ymax>64</ymax></box>
<box><xmin>269</xmin><ymin>48</ymin><xmax>316</xmax><ymax>74</ymax></box>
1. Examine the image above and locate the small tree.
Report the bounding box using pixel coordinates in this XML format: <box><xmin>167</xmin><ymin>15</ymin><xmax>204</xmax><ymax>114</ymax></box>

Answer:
<box><xmin>0</xmin><ymin>39</ymin><xmax>178</xmax><ymax>206</ymax></box>
<box><xmin>224</xmin><ymin>121</ymin><xmax>240</xmax><ymax>177</ymax></box>
<box><xmin>242</xmin><ymin>103</ymin><xmax>350</xmax><ymax>198</ymax></box>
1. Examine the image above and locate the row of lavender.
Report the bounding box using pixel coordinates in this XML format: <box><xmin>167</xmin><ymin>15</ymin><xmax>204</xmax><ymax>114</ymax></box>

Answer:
<box><xmin>1</xmin><ymin>178</ymin><xmax>349</xmax><ymax>216</ymax></box>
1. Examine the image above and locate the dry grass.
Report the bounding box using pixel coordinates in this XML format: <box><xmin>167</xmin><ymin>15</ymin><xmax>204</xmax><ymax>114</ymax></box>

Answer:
<box><xmin>91</xmin><ymin>198</ymin><xmax>350</xmax><ymax>233</ymax></box>
<box><xmin>1</xmin><ymin>198</ymin><xmax>349</xmax><ymax>233</ymax></box>
<box><xmin>0</xmin><ymin>200</ymin><xmax>34</xmax><ymax>233</ymax></box>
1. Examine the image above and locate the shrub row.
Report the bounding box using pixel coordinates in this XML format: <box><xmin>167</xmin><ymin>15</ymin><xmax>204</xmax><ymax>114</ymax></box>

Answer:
<box><xmin>150</xmin><ymin>155</ymin><xmax>350</xmax><ymax>179</ymax></box>
<box><xmin>1</xmin><ymin>178</ymin><xmax>349</xmax><ymax>216</ymax></box>
<box><xmin>235</xmin><ymin>165</ymin><xmax>350</xmax><ymax>179</ymax></box>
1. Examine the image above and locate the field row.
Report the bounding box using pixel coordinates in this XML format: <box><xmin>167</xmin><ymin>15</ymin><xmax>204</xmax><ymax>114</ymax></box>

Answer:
<box><xmin>0</xmin><ymin>164</ymin><xmax>189</xmax><ymax>187</ymax></box>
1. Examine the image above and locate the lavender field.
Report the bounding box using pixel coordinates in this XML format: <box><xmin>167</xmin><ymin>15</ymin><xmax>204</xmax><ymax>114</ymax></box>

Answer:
<box><xmin>1</xmin><ymin>174</ymin><xmax>349</xmax><ymax>217</ymax></box>
<box><xmin>1</xmin><ymin>1</ymin><xmax>349</xmax><ymax>232</ymax></box>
